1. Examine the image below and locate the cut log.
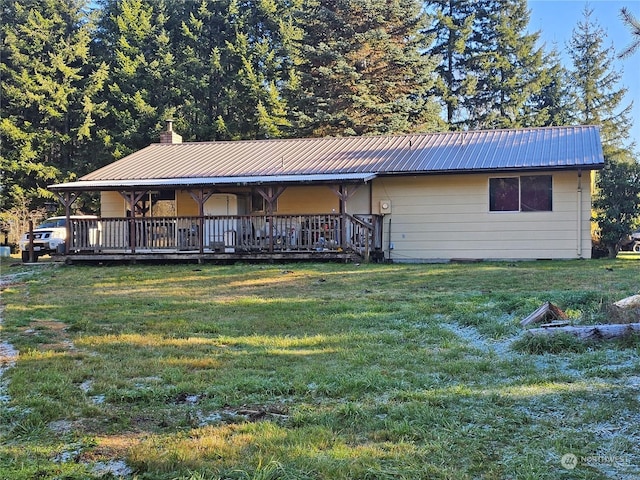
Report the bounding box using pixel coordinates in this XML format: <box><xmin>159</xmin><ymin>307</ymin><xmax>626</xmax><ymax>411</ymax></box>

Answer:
<box><xmin>527</xmin><ymin>323</ymin><xmax>640</xmax><ymax>341</ymax></box>
<box><xmin>608</xmin><ymin>294</ymin><xmax>640</xmax><ymax>324</ymax></box>
<box><xmin>520</xmin><ymin>302</ymin><xmax>568</xmax><ymax>326</ymax></box>
<box><xmin>613</xmin><ymin>294</ymin><xmax>640</xmax><ymax>309</ymax></box>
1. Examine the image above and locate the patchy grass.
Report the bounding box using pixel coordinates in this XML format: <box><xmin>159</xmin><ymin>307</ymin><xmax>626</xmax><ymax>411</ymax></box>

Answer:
<box><xmin>1</xmin><ymin>258</ymin><xmax>639</xmax><ymax>479</ymax></box>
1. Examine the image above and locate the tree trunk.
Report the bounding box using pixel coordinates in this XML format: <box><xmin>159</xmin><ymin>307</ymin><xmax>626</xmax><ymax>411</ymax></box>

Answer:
<box><xmin>527</xmin><ymin>323</ymin><xmax>640</xmax><ymax>341</ymax></box>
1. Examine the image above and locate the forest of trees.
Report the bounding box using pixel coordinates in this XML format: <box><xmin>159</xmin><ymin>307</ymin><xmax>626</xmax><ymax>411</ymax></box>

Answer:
<box><xmin>1</xmin><ymin>0</ymin><xmax>638</xmax><ymax>244</ymax></box>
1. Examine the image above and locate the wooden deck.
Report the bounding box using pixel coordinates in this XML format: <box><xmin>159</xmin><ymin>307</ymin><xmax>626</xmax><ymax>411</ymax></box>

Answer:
<box><xmin>62</xmin><ymin>213</ymin><xmax>383</xmax><ymax>263</ymax></box>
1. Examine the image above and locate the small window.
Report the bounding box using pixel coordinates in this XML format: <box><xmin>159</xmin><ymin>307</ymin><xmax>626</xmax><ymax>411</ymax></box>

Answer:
<box><xmin>489</xmin><ymin>175</ymin><xmax>552</xmax><ymax>212</ymax></box>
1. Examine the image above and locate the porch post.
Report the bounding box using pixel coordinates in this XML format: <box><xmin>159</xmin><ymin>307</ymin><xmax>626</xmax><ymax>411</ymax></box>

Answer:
<box><xmin>54</xmin><ymin>191</ymin><xmax>78</xmax><ymax>254</ymax></box>
<box><xmin>120</xmin><ymin>191</ymin><xmax>148</xmax><ymax>253</ymax></box>
<box><xmin>188</xmin><ymin>189</ymin><xmax>215</xmax><ymax>254</ymax></box>
<box><xmin>198</xmin><ymin>192</ymin><xmax>205</xmax><ymax>254</ymax></box>
<box><xmin>328</xmin><ymin>184</ymin><xmax>361</xmax><ymax>248</ymax></box>
<box><xmin>128</xmin><ymin>192</ymin><xmax>136</xmax><ymax>253</ymax></box>
<box><xmin>339</xmin><ymin>186</ymin><xmax>347</xmax><ymax>247</ymax></box>
<box><xmin>255</xmin><ymin>186</ymin><xmax>286</xmax><ymax>253</ymax></box>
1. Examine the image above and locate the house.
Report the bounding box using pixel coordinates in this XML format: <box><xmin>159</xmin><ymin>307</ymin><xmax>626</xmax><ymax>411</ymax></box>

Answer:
<box><xmin>49</xmin><ymin>123</ymin><xmax>604</xmax><ymax>262</ymax></box>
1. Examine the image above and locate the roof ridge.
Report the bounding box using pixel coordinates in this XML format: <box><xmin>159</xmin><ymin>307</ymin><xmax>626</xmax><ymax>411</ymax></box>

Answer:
<box><xmin>155</xmin><ymin>125</ymin><xmax>599</xmax><ymax>146</ymax></box>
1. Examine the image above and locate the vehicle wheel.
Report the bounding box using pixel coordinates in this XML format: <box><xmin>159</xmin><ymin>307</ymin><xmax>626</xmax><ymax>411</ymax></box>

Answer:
<box><xmin>22</xmin><ymin>251</ymin><xmax>39</xmax><ymax>262</ymax></box>
<box><xmin>633</xmin><ymin>242</ymin><xmax>640</xmax><ymax>253</ymax></box>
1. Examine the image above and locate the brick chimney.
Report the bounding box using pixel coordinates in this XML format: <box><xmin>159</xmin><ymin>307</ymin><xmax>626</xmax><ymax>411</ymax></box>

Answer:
<box><xmin>160</xmin><ymin>119</ymin><xmax>182</xmax><ymax>144</ymax></box>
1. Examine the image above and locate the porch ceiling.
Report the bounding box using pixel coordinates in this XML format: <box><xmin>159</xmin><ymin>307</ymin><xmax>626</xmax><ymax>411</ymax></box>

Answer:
<box><xmin>49</xmin><ymin>172</ymin><xmax>378</xmax><ymax>192</ymax></box>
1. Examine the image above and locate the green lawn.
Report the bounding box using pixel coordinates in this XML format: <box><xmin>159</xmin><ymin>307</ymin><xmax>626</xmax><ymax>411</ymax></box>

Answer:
<box><xmin>0</xmin><ymin>258</ymin><xmax>639</xmax><ymax>479</ymax></box>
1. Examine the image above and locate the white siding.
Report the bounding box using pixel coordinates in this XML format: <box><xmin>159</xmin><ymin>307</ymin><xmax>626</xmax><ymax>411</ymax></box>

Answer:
<box><xmin>373</xmin><ymin>170</ymin><xmax>593</xmax><ymax>261</ymax></box>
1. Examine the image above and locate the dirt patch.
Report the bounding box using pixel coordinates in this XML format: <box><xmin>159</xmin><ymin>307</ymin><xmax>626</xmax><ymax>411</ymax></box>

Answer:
<box><xmin>80</xmin><ymin>434</ymin><xmax>142</xmax><ymax>462</ymax></box>
<box><xmin>53</xmin><ymin>436</ymin><xmax>136</xmax><ymax>478</ymax></box>
<box><xmin>22</xmin><ymin>319</ymin><xmax>76</xmax><ymax>352</ymax></box>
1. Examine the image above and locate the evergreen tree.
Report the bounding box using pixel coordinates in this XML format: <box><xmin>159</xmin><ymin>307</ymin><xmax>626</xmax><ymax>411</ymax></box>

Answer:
<box><xmin>0</xmin><ymin>0</ymin><xmax>107</xmax><ymax>211</ymax></box>
<box><xmin>619</xmin><ymin>7</ymin><xmax>640</xmax><ymax>58</ymax></box>
<box><xmin>94</xmin><ymin>0</ymin><xmax>178</xmax><ymax>158</ymax></box>
<box><xmin>568</xmin><ymin>8</ymin><xmax>637</xmax><ymax>257</ymax></box>
<box><xmin>523</xmin><ymin>48</ymin><xmax>574</xmax><ymax>127</ymax></box>
<box><xmin>174</xmin><ymin>0</ymin><xmax>298</xmax><ymax>141</ymax></box>
<box><xmin>461</xmin><ymin>0</ymin><xmax>546</xmax><ymax>129</ymax></box>
<box><xmin>567</xmin><ymin>6</ymin><xmax>634</xmax><ymax>158</ymax></box>
<box><xmin>593</xmin><ymin>160</ymin><xmax>640</xmax><ymax>258</ymax></box>
<box><xmin>288</xmin><ymin>0</ymin><xmax>443</xmax><ymax>137</ymax></box>
<box><xmin>423</xmin><ymin>0</ymin><xmax>475</xmax><ymax>128</ymax></box>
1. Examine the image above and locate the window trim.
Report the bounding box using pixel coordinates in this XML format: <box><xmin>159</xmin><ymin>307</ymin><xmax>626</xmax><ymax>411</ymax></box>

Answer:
<box><xmin>488</xmin><ymin>175</ymin><xmax>553</xmax><ymax>213</ymax></box>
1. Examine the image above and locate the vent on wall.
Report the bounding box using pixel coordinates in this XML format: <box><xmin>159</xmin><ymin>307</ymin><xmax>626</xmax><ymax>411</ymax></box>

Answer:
<box><xmin>379</xmin><ymin>200</ymin><xmax>392</xmax><ymax>214</ymax></box>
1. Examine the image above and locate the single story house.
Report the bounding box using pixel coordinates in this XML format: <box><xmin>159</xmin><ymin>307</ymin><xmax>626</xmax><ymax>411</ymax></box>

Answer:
<box><xmin>49</xmin><ymin>123</ymin><xmax>604</xmax><ymax>262</ymax></box>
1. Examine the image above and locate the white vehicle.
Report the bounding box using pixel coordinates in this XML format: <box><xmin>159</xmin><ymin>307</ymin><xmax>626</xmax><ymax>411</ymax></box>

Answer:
<box><xmin>19</xmin><ymin>215</ymin><xmax>98</xmax><ymax>262</ymax></box>
<box><xmin>632</xmin><ymin>230</ymin><xmax>640</xmax><ymax>253</ymax></box>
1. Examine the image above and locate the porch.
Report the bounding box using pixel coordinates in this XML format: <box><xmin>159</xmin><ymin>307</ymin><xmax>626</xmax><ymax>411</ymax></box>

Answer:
<box><xmin>62</xmin><ymin>213</ymin><xmax>384</xmax><ymax>263</ymax></box>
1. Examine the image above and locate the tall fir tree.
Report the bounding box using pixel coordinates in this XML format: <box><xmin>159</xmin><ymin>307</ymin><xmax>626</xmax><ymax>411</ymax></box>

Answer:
<box><xmin>523</xmin><ymin>48</ymin><xmax>574</xmax><ymax>127</ymax></box>
<box><xmin>461</xmin><ymin>0</ymin><xmax>546</xmax><ymax>129</ymax></box>
<box><xmin>0</xmin><ymin>0</ymin><xmax>107</xmax><ymax>211</ymax></box>
<box><xmin>174</xmin><ymin>0</ymin><xmax>298</xmax><ymax>141</ymax></box>
<box><xmin>94</xmin><ymin>0</ymin><xmax>178</xmax><ymax>158</ymax></box>
<box><xmin>567</xmin><ymin>6</ymin><xmax>634</xmax><ymax>159</ymax></box>
<box><xmin>567</xmin><ymin>8</ymin><xmax>637</xmax><ymax>257</ymax></box>
<box><xmin>288</xmin><ymin>0</ymin><xmax>443</xmax><ymax>137</ymax></box>
<box><xmin>423</xmin><ymin>0</ymin><xmax>475</xmax><ymax>128</ymax></box>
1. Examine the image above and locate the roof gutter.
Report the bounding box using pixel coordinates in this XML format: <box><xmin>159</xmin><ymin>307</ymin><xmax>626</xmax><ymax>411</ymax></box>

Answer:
<box><xmin>49</xmin><ymin>173</ymin><xmax>379</xmax><ymax>192</ymax></box>
<box><xmin>375</xmin><ymin>163</ymin><xmax>605</xmax><ymax>179</ymax></box>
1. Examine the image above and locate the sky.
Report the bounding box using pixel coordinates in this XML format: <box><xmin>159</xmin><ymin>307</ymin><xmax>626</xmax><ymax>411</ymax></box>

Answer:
<box><xmin>527</xmin><ymin>0</ymin><xmax>640</xmax><ymax>153</ymax></box>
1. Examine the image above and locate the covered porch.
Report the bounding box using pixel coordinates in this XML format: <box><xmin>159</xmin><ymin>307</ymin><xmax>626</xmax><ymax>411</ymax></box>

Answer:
<box><xmin>50</xmin><ymin>171</ymin><xmax>384</xmax><ymax>263</ymax></box>
<box><xmin>60</xmin><ymin>212</ymin><xmax>383</xmax><ymax>263</ymax></box>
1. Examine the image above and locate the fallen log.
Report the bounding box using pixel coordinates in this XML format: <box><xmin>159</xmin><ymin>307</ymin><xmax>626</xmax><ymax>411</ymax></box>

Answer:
<box><xmin>527</xmin><ymin>323</ymin><xmax>640</xmax><ymax>341</ymax></box>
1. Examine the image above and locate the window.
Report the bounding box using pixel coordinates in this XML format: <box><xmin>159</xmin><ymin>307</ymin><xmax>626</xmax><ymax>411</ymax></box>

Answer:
<box><xmin>520</xmin><ymin>175</ymin><xmax>552</xmax><ymax>211</ymax></box>
<box><xmin>489</xmin><ymin>175</ymin><xmax>552</xmax><ymax>212</ymax></box>
<box><xmin>489</xmin><ymin>177</ymin><xmax>519</xmax><ymax>211</ymax></box>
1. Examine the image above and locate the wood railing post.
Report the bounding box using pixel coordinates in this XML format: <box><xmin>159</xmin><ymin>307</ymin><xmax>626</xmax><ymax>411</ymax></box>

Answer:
<box><xmin>28</xmin><ymin>220</ymin><xmax>34</xmax><ymax>262</ymax></box>
<box><xmin>365</xmin><ymin>232</ymin><xmax>370</xmax><ymax>263</ymax></box>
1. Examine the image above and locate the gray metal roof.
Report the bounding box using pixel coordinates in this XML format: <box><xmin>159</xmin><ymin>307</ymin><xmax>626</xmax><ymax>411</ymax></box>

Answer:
<box><xmin>51</xmin><ymin>126</ymin><xmax>604</xmax><ymax>190</ymax></box>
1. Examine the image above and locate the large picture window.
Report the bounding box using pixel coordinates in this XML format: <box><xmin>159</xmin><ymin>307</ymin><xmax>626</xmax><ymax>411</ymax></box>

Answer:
<box><xmin>489</xmin><ymin>175</ymin><xmax>552</xmax><ymax>212</ymax></box>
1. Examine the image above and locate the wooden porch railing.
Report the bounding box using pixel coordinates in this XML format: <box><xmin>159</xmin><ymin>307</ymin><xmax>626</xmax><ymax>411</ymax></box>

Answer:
<box><xmin>67</xmin><ymin>214</ymin><xmax>382</xmax><ymax>260</ymax></box>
